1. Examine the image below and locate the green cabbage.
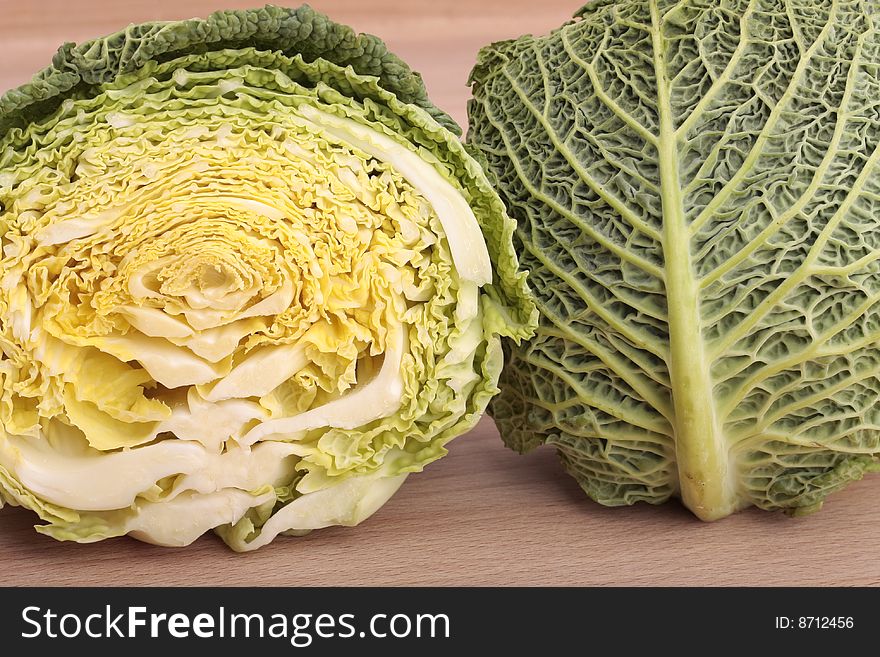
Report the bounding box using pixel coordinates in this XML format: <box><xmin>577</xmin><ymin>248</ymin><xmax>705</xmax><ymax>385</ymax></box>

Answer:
<box><xmin>0</xmin><ymin>5</ymin><xmax>535</xmax><ymax>550</ymax></box>
<box><xmin>468</xmin><ymin>0</ymin><xmax>880</xmax><ymax>519</ymax></box>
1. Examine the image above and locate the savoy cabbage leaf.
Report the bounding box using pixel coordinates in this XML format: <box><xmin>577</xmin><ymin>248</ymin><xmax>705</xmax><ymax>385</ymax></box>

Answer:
<box><xmin>468</xmin><ymin>0</ymin><xmax>880</xmax><ymax>518</ymax></box>
<box><xmin>0</xmin><ymin>5</ymin><xmax>535</xmax><ymax>550</ymax></box>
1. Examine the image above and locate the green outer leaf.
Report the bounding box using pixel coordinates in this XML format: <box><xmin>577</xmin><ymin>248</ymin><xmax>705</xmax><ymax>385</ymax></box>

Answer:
<box><xmin>468</xmin><ymin>0</ymin><xmax>880</xmax><ymax>519</ymax></box>
<box><xmin>0</xmin><ymin>3</ymin><xmax>457</xmax><ymax>136</ymax></box>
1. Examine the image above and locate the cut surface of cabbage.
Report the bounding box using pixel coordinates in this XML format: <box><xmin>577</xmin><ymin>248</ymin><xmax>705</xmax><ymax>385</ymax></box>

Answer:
<box><xmin>0</xmin><ymin>5</ymin><xmax>535</xmax><ymax>550</ymax></box>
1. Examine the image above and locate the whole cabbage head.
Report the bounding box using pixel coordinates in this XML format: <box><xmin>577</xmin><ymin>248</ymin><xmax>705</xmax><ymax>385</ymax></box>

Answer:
<box><xmin>468</xmin><ymin>0</ymin><xmax>880</xmax><ymax>519</ymax></box>
<box><xmin>0</xmin><ymin>5</ymin><xmax>535</xmax><ymax>549</ymax></box>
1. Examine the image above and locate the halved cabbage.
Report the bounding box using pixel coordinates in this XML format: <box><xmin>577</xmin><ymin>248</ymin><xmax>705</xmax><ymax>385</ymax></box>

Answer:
<box><xmin>0</xmin><ymin>5</ymin><xmax>535</xmax><ymax>550</ymax></box>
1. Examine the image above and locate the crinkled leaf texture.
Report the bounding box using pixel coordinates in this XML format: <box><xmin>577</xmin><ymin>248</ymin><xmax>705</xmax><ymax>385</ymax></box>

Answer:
<box><xmin>468</xmin><ymin>0</ymin><xmax>880</xmax><ymax>519</ymax></box>
<box><xmin>0</xmin><ymin>4</ymin><xmax>536</xmax><ymax>550</ymax></box>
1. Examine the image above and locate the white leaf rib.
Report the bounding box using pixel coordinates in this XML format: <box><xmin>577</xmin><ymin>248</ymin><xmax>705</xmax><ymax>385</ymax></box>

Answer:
<box><xmin>700</xmin><ymin>25</ymin><xmax>867</xmax><ymax>289</ymax></box>
<box><xmin>534</xmin><ymin>322</ymin><xmax>674</xmax><ymax>423</ymax></box>
<box><xmin>676</xmin><ymin>0</ymin><xmax>758</xmax><ymax>138</ymax></box>
<box><xmin>776</xmin><ymin>409</ymin><xmax>875</xmax><ymax>443</ymax></box>
<box><xmin>603</xmin><ymin>332</ymin><xmax>673</xmax><ymax>388</ymax></box>
<box><xmin>687</xmin><ymin>3</ymin><xmax>840</xmax><ymax>235</ymax></box>
<box><xmin>735</xmin><ymin>429</ymin><xmax>880</xmax><ymax>455</ymax></box>
<box><xmin>554</xmin><ymin>425</ymin><xmax>672</xmax><ymax>449</ymax></box>
<box><xmin>681</xmin><ymin>121</ymin><xmax>757</xmax><ymax>197</ymax></box>
<box><xmin>736</xmin><ymin>367</ymin><xmax>816</xmax><ymax>426</ymax></box>
<box><xmin>498</xmin><ymin>67</ymin><xmax>664</xmax><ymax>243</ymax></box>
<box><xmin>808</xmin><ymin>248</ymin><xmax>880</xmax><ymax>278</ymax></box>
<box><xmin>535</xmin><ymin>42</ymin><xmax>555</xmax><ymax>120</ymax></box>
<box><xmin>523</xmin><ymin>350</ymin><xmax>672</xmax><ymax>435</ymax></box>
<box><xmin>520</xmin><ymin>234</ymin><xmax>667</xmax><ymax>359</ymax></box>
<box><xmin>709</xmin><ymin>138</ymin><xmax>880</xmax><ymax>359</ymax></box>
<box><xmin>816</xmin><ymin>329</ymin><xmax>880</xmax><ymax>359</ymax></box>
<box><xmin>560</xmin><ymin>28</ymin><xmax>658</xmax><ymax>146</ymax></box>
<box><xmin>730</xmin><ymin>363</ymin><xmax>880</xmax><ymax>444</ymax></box>
<box><xmin>718</xmin><ymin>288</ymin><xmax>880</xmax><ymax>419</ymax></box>
<box><xmin>543</xmin><ymin>228</ymin><xmax>669</xmax><ymax>323</ymax></box>
<box><xmin>581</xmin><ymin>129</ymin><xmax>661</xmax><ymax>194</ymax></box>
<box><xmin>601</xmin><ymin>53</ymin><xmax>661</xmax><ymax>118</ymax></box>
<box><xmin>539</xmin><ymin>323</ymin><xmax>673</xmax><ymax>393</ymax></box>
<box><xmin>783</xmin><ymin>0</ymin><xmax>806</xmax><ymax>54</ymax></box>
<box><xmin>477</xmin><ymin>90</ymin><xmax>665</xmax><ymax>278</ymax></box>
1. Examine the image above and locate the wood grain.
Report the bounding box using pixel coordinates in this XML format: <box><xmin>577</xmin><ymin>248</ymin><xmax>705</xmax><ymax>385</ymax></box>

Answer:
<box><xmin>1</xmin><ymin>0</ymin><xmax>879</xmax><ymax>587</ymax></box>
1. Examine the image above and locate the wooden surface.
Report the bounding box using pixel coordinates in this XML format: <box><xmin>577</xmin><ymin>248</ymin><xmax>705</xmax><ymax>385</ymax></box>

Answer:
<box><xmin>1</xmin><ymin>0</ymin><xmax>879</xmax><ymax>587</ymax></box>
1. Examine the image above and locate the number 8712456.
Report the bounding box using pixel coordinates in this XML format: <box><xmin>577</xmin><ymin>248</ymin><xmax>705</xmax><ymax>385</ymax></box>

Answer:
<box><xmin>775</xmin><ymin>617</ymin><xmax>854</xmax><ymax>630</ymax></box>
